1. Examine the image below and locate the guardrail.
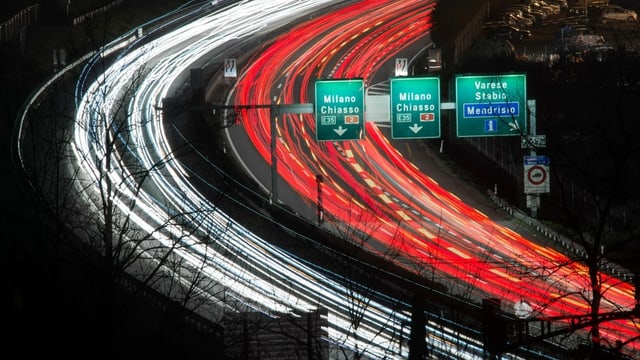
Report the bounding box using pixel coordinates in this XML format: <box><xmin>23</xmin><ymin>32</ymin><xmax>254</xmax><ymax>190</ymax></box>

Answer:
<box><xmin>488</xmin><ymin>190</ymin><xmax>634</xmax><ymax>282</ymax></box>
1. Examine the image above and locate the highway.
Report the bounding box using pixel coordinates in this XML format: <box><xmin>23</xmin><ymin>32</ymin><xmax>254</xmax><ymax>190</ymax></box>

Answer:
<box><xmin>14</xmin><ymin>0</ymin><xmax>640</xmax><ymax>358</ymax></box>
<box><xmin>15</xmin><ymin>1</ymin><xmax>499</xmax><ymax>359</ymax></box>
<box><xmin>227</xmin><ymin>0</ymin><xmax>639</xmax><ymax>356</ymax></box>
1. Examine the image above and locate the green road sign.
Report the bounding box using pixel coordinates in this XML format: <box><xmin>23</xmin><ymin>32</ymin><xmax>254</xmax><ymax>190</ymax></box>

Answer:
<box><xmin>314</xmin><ymin>79</ymin><xmax>365</xmax><ymax>141</ymax></box>
<box><xmin>390</xmin><ymin>77</ymin><xmax>440</xmax><ymax>139</ymax></box>
<box><xmin>455</xmin><ymin>74</ymin><xmax>527</xmax><ymax>137</ymax></box>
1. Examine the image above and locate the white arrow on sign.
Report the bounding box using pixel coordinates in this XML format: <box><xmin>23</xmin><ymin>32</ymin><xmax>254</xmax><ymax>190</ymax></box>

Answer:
<box><xmin>409</xmin><ymin>124</ymin><xmax>423</xmax><ymax>134</ymax></box>
<box><xmin>333</xmin><ymin>126</ymin><xmax>347</xmax><ymax>136</ymax></box>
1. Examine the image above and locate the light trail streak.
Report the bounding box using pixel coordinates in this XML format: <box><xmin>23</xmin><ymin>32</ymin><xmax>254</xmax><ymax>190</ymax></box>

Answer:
<box><xmin>18</xmin><ymin>0</ymin><xmax>632</xmax><ymax>357</ymax></box>
<box><xmin>58</xmin><ymin>0</ymin><xmax>500</xmax><ymax>359</ymax></box>
<box><xmin>231</xmin><ymin>0</ymin><xmax>640</xmax><ymax>356</ymax></box>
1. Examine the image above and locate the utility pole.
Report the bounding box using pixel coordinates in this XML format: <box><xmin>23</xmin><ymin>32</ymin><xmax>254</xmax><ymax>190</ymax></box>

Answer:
<box><xmin>213</xmin><ymin>103</ymin><xmax>313</xmax><ymax>204</ymax></box>
<box><xmin>526</xmin><ymin>99</ymin><xmax>539</xmax><ymax>218</ymax></box>
<box><xmin>316</xmin><ymin>174</ymin><xmax>324</xmax><ymax>224</ymax></box>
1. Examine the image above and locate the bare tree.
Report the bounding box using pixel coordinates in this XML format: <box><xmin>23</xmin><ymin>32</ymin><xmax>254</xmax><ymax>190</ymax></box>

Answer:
<box><xmin>541</xmin><ymin>47</ymin><xmax>640</xmax><ymax>358</ymax></box>
<box><xmin>448</xmin><ymin>34</ymin><xmax>640</xmax><ymax>359</ymax></box>
<box><xmin>12</xmin><ymin>3</ymin><xmax>240</xmax><ymax>358</ymax></box>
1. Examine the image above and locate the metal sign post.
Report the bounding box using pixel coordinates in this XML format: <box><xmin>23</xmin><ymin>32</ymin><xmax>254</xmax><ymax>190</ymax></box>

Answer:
<box><xmin>524</xmin><ymin>100</ymin><xmax>549</xmax><ymax>218</ymax></box>
<box><xmin>213</xmin><ymin>103</ymin><xmax>313</xmax><ymax>204</ymax></box>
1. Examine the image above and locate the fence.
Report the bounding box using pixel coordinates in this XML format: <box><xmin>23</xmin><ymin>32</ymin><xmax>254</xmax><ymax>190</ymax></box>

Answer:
<box><xmin>0</xmin><ymin>5</ymin><xmax>39</xmax><ymax>44</ymax></box>
<box><xmin>72</xmin><ymin>0</ymin><xmax>125</xmax><ymax>26</ymax></box>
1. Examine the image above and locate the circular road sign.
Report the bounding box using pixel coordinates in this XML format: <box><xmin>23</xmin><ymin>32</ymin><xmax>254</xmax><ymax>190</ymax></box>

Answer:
<box><xmin>527</xmin><ymin>165</ymin><xmax>547</xmax><ymax>186</ymax></box>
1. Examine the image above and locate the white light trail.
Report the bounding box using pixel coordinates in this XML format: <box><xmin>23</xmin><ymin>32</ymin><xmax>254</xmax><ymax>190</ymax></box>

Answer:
<box><xmin>18</xmin><ymin>1</ymin><xmax>536</xmax><ymax>359</ymax></box>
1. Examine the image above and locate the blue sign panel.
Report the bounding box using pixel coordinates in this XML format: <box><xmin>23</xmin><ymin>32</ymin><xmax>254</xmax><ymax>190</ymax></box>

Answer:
<box><xmin>524</xmin><ymin>155</ymin><xmax>550</xmax><ymax>165</ymax></box>
<box><xmin>462</xmin><ymin>102</ymin><xmax>520</xmax><ymax>118</ymax></box>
